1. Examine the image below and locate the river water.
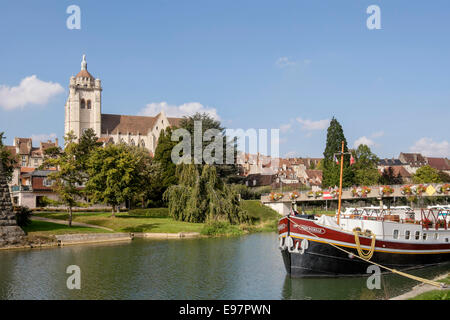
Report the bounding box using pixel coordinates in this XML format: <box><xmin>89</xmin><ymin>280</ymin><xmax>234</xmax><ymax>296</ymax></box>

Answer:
<box><xmin>0</xmin><ymin>232</ymin><xmax>448</xmax><ymax>300</ymax></box>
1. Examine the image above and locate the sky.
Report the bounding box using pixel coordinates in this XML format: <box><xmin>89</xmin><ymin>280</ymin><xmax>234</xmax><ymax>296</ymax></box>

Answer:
<box><xmin>0</xmin><ymin>0</ymin><xmax>449</xmax><ymax>159</ymax></box>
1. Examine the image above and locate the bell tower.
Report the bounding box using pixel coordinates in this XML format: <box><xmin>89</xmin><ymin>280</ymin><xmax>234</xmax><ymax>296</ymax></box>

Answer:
<box><xmin>64</xmin><ymin>54</ymin><xmax>102</xmax><ymax>139</ymax></box>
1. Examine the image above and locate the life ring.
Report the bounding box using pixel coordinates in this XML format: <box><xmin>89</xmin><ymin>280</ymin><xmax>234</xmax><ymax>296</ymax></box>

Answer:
<box><xmin>286</xmin><ymin>236</ymin><xmax>294</xmax><ymax>251</ymax></box>
<box><xmin>279</xmin><ymin>236</ymin><xmax>286</xmax><ymax>250</ymax></box>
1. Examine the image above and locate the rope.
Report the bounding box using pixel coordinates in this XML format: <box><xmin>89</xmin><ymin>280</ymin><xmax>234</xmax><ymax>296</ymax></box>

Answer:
<box><xmin>285</xmin><ymin>216</ymin><xmax>446</xmax><ymax>289</ymax></box>
<box><xmin>353</xmin><ymin>229</ymin><xmax>376</xmax><ymax>261</ymax></box>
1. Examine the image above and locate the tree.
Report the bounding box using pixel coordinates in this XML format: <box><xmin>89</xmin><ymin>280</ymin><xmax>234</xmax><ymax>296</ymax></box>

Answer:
<box><xmin>412</xmin><ymin>165</ymin><xmax>442</xmax><ymax>184</ymax></box>
<box><xmin>43</xmin><ymin>131</ymin><xmax>84</xmax><ymax>227</ymax></box>
<box><xmin>150</xmin><ymin>127</ymin><xmax>178</xmax><ymax>205</ymax></box>
<box><xmin>85</xmin><ymin>143</ymin><xmax>149</xmax><ymax>216</ymax></box>
<box><xmin>322</xmin><ymin>117</ymin><xmax>354</xmax><ymax>188</ymax></box>
<box><xmin>163</xmin><ymin>163</ymin><xmax>249</xmax><ymax>224</ymax></box>
<box><xmin>352</xmin><ymin>144</ymin><xmax>381</xmax><ymax>186</ymax></box>
<box><xmin>438</xmin><ymin>170</ymin><xmax>450</xmax><ymax>183</ymax></box>
<box><xmin>178</xmin><ymin>112</ymin><xmax>239</xmax><ymax>182</ymax></box>
<box><xmin>0</xmin><ymin>132</ymin><xmax>17</xmax><ymax>182</ymax></box>
<box><xmin>379</xmin><ymin>167</ymin><xmax>402</xmax><ymax>185</ymax></box>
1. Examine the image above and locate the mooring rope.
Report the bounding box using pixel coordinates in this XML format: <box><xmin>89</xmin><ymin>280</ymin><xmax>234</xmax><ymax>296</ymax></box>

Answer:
<box><xmin>353</xmin><ymin>229</ymin><xmax>376</xmax><ymax>261</ymax></box>
<box><xmin>285</xmin><ymin>216</ymin><xmax>446</xmax><ymax>289</ymax></box>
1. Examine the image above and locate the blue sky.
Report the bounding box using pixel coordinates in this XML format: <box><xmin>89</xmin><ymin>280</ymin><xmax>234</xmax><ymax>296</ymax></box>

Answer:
<box><xmin>0</xmin><ymin>0</ymin><xmax>449</xmax><ymax>158</ymax></box>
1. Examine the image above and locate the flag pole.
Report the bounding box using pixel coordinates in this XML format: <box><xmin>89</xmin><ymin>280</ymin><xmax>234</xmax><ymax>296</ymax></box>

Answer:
<box><xmin>337</xmin><ymin>141</ymin><xmax>345</xmax><ymax>225</ymax></box>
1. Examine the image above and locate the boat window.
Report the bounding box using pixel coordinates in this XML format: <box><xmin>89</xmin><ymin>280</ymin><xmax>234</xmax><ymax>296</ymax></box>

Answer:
<box><xmin>393</xmin><ymin>230</ymin><xmax>399</xmax><ymax>239</ymax></box>
<box><xmin>423</xmin><ymin>233</ymin><xmax>427</xmax><ymax>240</ymax></box>
<box><xmin>415</xmin><ymin>231</ymin><xmax>420</xmax><ymax>240</ymax></box>
<box><xmin>445</xmin><ymin>238</ymin><xmax>449</xmax><ymax>243</ymax></box>
<box><xmin>434</xmin><ymin>233</ymin><xmax>438</xmax><ymax>240</ymax></box>
<box><xmin>405</xmin><ymin>230</ymin><xmax>410</xmax><ymax>240</ymax></box>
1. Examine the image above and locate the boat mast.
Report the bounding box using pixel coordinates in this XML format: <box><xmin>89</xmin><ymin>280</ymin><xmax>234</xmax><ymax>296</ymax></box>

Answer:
<box><xmin>337</xmin><ymin>141</ymin><xmax>345</xmax><ymax>225</ymax></box>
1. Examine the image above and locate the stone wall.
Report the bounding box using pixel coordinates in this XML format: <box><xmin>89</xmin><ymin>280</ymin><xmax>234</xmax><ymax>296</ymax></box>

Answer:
<box><xmin>0</xmin><ymin>162</ymin><xmax>25</xmax><ymax>247</ymax></box>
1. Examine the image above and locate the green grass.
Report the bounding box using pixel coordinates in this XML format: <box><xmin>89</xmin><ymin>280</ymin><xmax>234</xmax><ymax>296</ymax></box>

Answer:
<box><xmin>409</xmin><ymin>275</ymin><xmax>450</xmax><ymax>300</ymax></box>
<box><xmin>34</xmin><ymin>211</ymin><xmax>204</xmax><ymax>234</ymax></box>
<box><xmin>23</xmin><ymin>220</ymin><xmax>111</xmax><ymax>238</ymax></box>
<box><xmin>33</xmin><ymin>201</ymin><xmax>280</xmax><ymax>237</ymax></box>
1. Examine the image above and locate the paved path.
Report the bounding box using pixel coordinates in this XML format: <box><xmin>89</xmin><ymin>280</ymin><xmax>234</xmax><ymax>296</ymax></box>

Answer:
<box><xmin>31</xmin><ymin>216</ymin><xmax>114</xmax><ymax>232</ymax></box>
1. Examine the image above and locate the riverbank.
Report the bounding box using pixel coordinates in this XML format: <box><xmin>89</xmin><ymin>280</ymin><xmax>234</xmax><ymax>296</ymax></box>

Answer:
<box><xmin>0</xmin><ymin>201</ymin><xmax>280</xmax><ymax>251</ymax></box>
<box><xmin>390</xmin><ymin>273</ymin><xmax>450</xmax><ymax>300</ymax></box>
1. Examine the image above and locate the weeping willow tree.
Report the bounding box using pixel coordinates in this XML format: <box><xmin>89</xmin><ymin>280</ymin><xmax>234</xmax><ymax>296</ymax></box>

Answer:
<box><xmin>163</xmin><ymin>163</ymin><xmax>249</xmax><ymax>224</ymax></box>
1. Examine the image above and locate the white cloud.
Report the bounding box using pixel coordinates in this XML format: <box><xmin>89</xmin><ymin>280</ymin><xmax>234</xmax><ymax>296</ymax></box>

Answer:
<box><xmin>276</xmin><ymin>57</ymin><xmax>311</xmax><ymax>68</ymax></box>
<box><xmin>410</xmin><ymin>138</ymin><xmax>450</xmax><ymax>157</ymax></box>
<box><xmin>296</xmin><ymin>117</ymin><xmax>330</xmax><ymax>131</ymax></box>
<box><xmin>354</xmin><ymin>136</ymin><xmax>375</xmax><ymax>148</ymax></box>
<box><xmin>276</xmin><ymin>57</ymin><xmax>297</xmax><ymax>68</ymax></box>
<box><xmin>138</xmin><ymin>101</ymin><xmax>220</xmax><ymax>120</ymax></box>
<box><xmin>0</xmin><ymin>75</ymin><xmax>64</xmax><ymax>110</ymax></box>
<box><xmin>279</xmin><ymin>123</ymin><xmax>292</xmax><ymax>133</ymax></box>
<box><xmin>30</xmin><ymin>133</ymin><xmax>58</xmax><ymax>145</ymax></box>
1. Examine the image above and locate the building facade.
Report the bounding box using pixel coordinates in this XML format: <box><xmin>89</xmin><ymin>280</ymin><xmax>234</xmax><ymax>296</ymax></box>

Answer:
<box><xmin>64</xmin><ymin>55</ymin><xmax>182</xmax><ymax>154</ymax></box>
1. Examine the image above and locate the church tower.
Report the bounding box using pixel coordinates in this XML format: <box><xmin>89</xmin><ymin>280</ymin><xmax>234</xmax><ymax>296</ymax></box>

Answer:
<box><xmin>64</xmin><ymin>54</ymin><xmax>102</xmax><ymax>139</ymax></box>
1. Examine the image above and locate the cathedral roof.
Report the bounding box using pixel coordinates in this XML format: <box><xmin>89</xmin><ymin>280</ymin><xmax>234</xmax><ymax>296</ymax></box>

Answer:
<box><xmin>101</xmin><ymin>113</ymin><xmax>183</xmax><ymax>136</ymax></box>
<box><xmin>75</xmin><ymin>69</ymin><xmax>94</xmax><ymax>79</ymax></box>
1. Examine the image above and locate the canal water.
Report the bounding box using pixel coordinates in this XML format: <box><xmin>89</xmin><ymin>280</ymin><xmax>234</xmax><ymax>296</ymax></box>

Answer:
<box><xmin>0</xmin><ymin>232</ymin><xmax>448</xmax><ymax>300</ymax></box>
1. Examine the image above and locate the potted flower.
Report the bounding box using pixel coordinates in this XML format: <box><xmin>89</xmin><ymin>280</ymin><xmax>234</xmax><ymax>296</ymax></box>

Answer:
<box><xmin>379</xmin><ymin>185</ymin><xmax>394</xmax><ymax>196</ymax></box>
<box><xmin>351</xmin><ymin>187</ymin><xmax>361</xmax><ymax>197</ymax></box>
<box><xmin>361</xmin><ymin>186</ymin><xmax>371</xmax><ymax>197</ymax></box>
<box><xmin>307</xmin><ymin>191</ymin><xmax>314</xmax><ymax>198</ymax></box>
<box><xmin>289</xmin><ymin>191</ymin><xmax>300</xmax><ymax>200</ymax></box>
<box><xmin>414</xmin><ymin>184</ymin><xmax>427</xmax><ymax>196</ymax></box>
<box><xmin>437</xmin><ymin>184</ymin><xmax>450</xmax><ymax>195</ymax></box>
<box><xmin>330</xmin><ymin>188</ymin><xmax>338</xmax><ymax>198</ymax></box>
<box><xmin>314</xmin><ymin>190</ymin><xmax>323</xmax><ymax>198</ymax></box>
<box><xmin>401</xmin><ymin>185</ymin><xmax>413</xmax><ymax>195</ymax></box>
<box><xmin>269</xmin><ymin>192</ymin><xmax>284</xmax><ymax>201</ymax></box>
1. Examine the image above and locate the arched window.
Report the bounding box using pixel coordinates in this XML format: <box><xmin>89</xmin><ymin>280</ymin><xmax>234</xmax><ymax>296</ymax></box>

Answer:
<box><xmin>140</xmin><ymin>140</ymin><xmax>145</xmax><ymax>148</ymax></box>
<box><xmin>80</xmin><ymin>99</ymin><xmax>86</xmax><ymax>109</ymax></box>
<box><xmin>130</xmin><ymin>139</ymin><xmax>135</xmax><ymax>146</ymax></box>
<box><xmin>87</xmin><ymin>100</ymin><xmax>92</xmax><ymax>109</ymax></box>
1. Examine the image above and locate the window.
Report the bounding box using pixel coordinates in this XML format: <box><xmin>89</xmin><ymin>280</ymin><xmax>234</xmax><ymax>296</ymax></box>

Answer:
<box><xmin>80</xmin><ymin>99</ymin><xmax>86</xmax><ymax>109</ymax></box>
<box><xmin>445</xmin><ymin>238</ymin><xmax>449</xmax><ymax>243</ymax></box>
<box><xmin>405</xmin><ymin>230</ymin><xmax>411</xmax><ymax>240</ymax></box>
<box><xmin>415</xmin><ymin>231</ymin><xmax>420</xmax><ymax>240</ymax></box>
<box><xmin>140</xmin><ymin>140</ymin><xmax>145</xmax><ymax>148</ymax></box>
<box><xmin>393</xmin><ymin>230</ymin><xmax>399</xmax><ymax>239</ymax></box>
<box><xmin>434</xmin><ymin>233</ymin><xmax>439</xmax><ymax>240</ymax></box>
<box><xmin>43</xmin><ymin>178</ymin><xmax>53</xmax><ymax>187</ymax></box>
<box><xmin>423</xmin><ymin>233</ymin><xmax>427</xmax><ymax>240</ymax></box>
<box><xmin>22</xmin><ymin>155</ymin><xmax>26</xmax><ymax>161</ymax></box>
<box><xmin>87</xmin><ymin>100</ymin><xmax>91</xmax><ymax>109</ymax></box>
<box><xmin>130</xmin><ymin>139</ymin><xmax>135</xmax><ymax>146</ymax></box>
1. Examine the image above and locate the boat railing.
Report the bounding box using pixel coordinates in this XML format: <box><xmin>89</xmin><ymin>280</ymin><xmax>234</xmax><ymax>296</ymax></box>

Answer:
<box><xmin>342</xmin><ymin>208</ymin><xmax>449</xmax><ymax>230</ymax></box>
<box><xmin>421</xmin><ymin>209</ymin><xmax>448</xmax><ymax>231</ymax></box>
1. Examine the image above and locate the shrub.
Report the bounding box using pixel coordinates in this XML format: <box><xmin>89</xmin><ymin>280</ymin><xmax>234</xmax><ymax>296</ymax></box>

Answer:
<box><xmin>13</xmin><ymin>206</ymin><xmax>32</xmax><ymax>228</ymax></box>
<box><xmin>200</xmin><ymin>221</ymin><xmax>243</xmax><ymax>236</ymax></box>
<box><xmin>127</xmin><ymin>208</ymin><xmax>169</xmax><ymax>218</ymax></box>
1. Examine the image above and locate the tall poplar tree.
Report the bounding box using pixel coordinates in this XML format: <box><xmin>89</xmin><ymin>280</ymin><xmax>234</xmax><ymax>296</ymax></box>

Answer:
<box><xmin>322</xmin><ymin>117</ymin><xmax>354</xmax><ymax>188</ymax></box>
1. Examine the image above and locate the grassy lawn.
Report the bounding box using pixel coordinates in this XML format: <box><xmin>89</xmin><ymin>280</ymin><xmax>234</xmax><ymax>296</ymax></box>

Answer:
<box><xmin>33</xmin><ymin>201</ymin><xmax>281</xmax><ymax>236</ymax></box>
<box><xmin>34</xmin><ymin>211</ymin><xmax>204</xmax><ymax>234</ymax></box>
<box><xmin>23</xmin><ymin>220</ymin><xmax>111</xmax><ymax>239</ymax></box>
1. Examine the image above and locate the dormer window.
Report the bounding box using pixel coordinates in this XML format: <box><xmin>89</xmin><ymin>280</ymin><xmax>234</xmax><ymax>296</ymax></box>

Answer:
<box><xmin>80</xmin><ymin>99</ymin><xmax>86</xmax><ymax>109</ymax></box>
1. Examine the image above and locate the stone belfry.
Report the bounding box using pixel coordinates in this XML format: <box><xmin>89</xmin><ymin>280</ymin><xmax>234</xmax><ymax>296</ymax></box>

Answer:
<box><xmin>0</xmin><ymin>161</ymin><xmax>25</xmax><ymax>247</ymax></box>
<box><xmin>64</xmin><ymin>54</ymin><xmax>102</xmax><ymax>139</ymax></box>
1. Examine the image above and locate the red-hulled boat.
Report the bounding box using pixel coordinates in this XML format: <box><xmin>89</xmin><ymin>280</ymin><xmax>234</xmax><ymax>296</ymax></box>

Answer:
<box><xmin>278</xmin><ymin>141</ymin><xmax>450</xmax><ymax>277</ymax></box>
<box><xmin>278</xmin><ymin>208</ymin><xmax>450</xmax><ymax>277</ymax></box>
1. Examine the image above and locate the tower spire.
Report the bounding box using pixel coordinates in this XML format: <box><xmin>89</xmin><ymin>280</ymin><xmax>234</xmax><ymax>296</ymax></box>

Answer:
<box><xmin>81</xmin><ymin>54</ymin><xmax>87</xmax><ymax>70</ymax></box>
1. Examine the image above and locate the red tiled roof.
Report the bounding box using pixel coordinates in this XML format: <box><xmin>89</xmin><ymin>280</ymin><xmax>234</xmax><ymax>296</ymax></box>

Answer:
<box><xmin>76</xmin><ymin>69</ymin><xmax>94</xmax><ymax>79</ymax></box>
<box><xmin>426</xmin><ymin>157</ymin><xmax>450</xmax><ymax>171</ymax></box>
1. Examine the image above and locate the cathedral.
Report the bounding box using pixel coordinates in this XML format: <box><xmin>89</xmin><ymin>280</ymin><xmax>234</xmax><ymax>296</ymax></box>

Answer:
<box><xmin>64</xmin><ymin>55</ymin><xmax>182</xmax><ymax>154</ymax></box>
